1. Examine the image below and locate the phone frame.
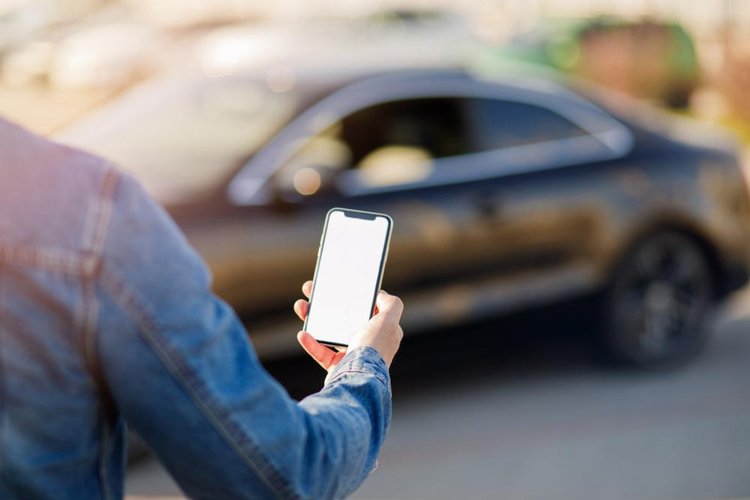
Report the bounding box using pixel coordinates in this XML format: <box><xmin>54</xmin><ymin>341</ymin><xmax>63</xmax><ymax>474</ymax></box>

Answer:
<box><xmin>304</xmin><ymin>207</ymin><xmax>393</xmax><ymax>348</ymax></box>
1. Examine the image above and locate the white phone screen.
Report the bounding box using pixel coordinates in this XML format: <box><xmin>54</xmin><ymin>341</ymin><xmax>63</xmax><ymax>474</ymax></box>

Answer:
<box><xmin>306</xmin><ymin>209</ymin><xmax>392</xmax><ymax>346</ymax></box>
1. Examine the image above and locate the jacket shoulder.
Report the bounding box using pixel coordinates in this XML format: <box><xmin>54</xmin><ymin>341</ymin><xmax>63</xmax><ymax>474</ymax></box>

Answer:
<box><xmin>0</xmin><ymin>117</ymin><xmax>119</xmax><ymax>251</ymax></box>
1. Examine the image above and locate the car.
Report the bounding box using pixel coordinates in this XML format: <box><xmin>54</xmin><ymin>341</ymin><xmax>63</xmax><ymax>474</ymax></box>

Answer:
<box><xmin>195</xmin><ymin>9</ymin><xmax>478</xmax><ymax>78</ymax></box>
<box><xmin>2</xmin><ymin>22</ymin><xmax>164</xmax><ymax>89</ymax></box>
<box><xmin>58</xmin><ymin>66</ymin><xmax>750</xmax><ymax>368</ymax></box>
<box><xmin>484</xmin><ymin>16</ymin><xmax>700</xmax><ymax>108</ymax></box>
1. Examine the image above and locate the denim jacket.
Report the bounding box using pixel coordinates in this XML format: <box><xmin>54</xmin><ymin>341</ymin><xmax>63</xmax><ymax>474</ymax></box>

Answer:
<box><xmin>0</xmin><ymin>118</ymin><xmax>391</xmax><ymax>499</ymax></box>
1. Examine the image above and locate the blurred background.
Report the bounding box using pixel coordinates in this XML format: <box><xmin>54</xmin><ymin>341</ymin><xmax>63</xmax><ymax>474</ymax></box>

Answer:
<box><xmin>3</xmin><ymin>0</ymin><xmax>750</xmax><ymax>499</ymax></box>
<box><xmin>2</xmin><ymin>0</ymin><xmax>750</xmax><ymax>137</ymax></box>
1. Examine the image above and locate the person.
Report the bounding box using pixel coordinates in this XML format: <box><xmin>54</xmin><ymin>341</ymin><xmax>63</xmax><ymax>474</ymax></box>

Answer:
<box><xmin>0</xmin><ymin>116</ymin><xmax>404</xmax><ymax>499</ymax></box>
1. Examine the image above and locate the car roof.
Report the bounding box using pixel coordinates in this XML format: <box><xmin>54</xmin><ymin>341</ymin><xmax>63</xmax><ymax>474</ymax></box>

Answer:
<box><xmin>222</xmin><ymin>62</ymin><xmax>584</xmax><ymax>110</ymax></box>
<box><xmin>58</xmin><ymin>62</ymin><xmax>586</xmax><ymax>144</ymax></box>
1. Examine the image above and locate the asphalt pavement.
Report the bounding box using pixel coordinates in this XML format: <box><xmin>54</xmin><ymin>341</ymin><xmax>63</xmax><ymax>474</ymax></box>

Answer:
<box><xmin>126</xmin><ymin>289</ymin><xmax>750</xmax><ymax>499</ymax></box>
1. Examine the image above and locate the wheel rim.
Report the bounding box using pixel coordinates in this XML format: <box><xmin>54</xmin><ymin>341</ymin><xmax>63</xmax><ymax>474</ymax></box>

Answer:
<box><xmin>612</xmin><ymin>234</ymin><xmax>712</xmax><ymax>361</ymax></box>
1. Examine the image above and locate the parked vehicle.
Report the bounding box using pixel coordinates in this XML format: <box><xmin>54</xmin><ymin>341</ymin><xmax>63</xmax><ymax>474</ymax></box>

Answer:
<box><xmin>2</xmin><ymin>22</ymin><xmax>164</xmax><ymax>89</ymax></box>
<box><xmin>196</xmin><ymin>9</ymin><xmax>477</xmax><ymax>78</ymax></box>
<box><xmin>59</xmin><ymin>66</ymin><xmax>750</xmax><ymax>367</ymax></box>
<box><xmin>486</xmin><ymin>16</ymin><xmax>700</xmax><ymax>108</ymax></box>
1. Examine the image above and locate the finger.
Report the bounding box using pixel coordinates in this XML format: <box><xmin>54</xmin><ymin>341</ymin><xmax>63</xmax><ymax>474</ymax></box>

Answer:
<box><xmin>370</xmin><ymin>289</ymin><xmax>391</xmax><ymax>317</ymax></box>
<box><xmin>373</xmin><ymin>290</ymin><xmax>403</xmax><ymax>324</ymax></box>
<box><xmin>297</xmin><ymin>331</ymin><xmax>338</xmax><ymax>371</ymax></box>
<box><xmin>302</xmin><ymin>280</ymin><xmax>313</xmax><ymax>299</ymax></box>
<box><xmin>293</xmin><ymin>299</ymin><xmax>309</xmax><ymax>321</ymax></box>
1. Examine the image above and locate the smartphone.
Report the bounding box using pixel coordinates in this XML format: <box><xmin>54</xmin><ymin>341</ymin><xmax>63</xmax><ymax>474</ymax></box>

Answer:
<box><xmin>304</xmin><ymin>208</ymin><xmax>393</xmax><ymax>348</ymax></box>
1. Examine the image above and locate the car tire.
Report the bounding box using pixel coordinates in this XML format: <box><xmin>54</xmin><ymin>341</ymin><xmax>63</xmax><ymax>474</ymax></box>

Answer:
<box><xmin>600</xmin><ymin>231</ymin><xmax>714</xmax><ymax>369</ymax></box>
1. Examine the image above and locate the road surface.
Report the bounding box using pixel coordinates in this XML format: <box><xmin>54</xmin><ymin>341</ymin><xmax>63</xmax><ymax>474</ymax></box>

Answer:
<box><xmin>126</xmin><ymin>290</ymin><xmax>750</xmax><ymax>499</ymax></box>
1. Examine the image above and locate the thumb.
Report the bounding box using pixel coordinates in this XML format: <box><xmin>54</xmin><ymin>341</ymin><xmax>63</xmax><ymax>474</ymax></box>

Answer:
<box><xmin>371</xmin><ymin>290</ymin><xmax>403</xmax><ymax>325</ymax></box>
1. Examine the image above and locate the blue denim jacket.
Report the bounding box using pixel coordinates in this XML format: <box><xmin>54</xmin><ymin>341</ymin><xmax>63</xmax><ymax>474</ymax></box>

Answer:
<box><xmin>0</xmin><ymin>118</ymin><xmax>391</xmax><ymax>499</ymax></box>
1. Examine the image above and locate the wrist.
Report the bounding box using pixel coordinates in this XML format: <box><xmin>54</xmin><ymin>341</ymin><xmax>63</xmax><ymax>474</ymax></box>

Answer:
<box><xmin>325</xmin><ymin>346</ymin><xmax>390</xmax><ymax>388</ymax></box>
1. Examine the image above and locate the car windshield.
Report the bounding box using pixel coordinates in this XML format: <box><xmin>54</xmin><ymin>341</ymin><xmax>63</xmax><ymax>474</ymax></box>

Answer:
<box><xmin>62</xmin><ymin>76</ymin><xmax>300</xmax><ymax>202</ymax></box>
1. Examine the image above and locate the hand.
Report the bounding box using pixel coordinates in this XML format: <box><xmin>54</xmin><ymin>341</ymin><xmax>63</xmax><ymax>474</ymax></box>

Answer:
<box><xmin>294</xmin><ymin>281</ymin><xmax>404</xmax><ymax>371</ymax></box>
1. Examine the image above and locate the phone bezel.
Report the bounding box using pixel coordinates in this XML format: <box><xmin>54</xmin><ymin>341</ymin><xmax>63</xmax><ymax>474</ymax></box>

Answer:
<box><xmin>304</xmin><ymin>207</ymin><xmax>393</xmax><ymax>348</ymax></box>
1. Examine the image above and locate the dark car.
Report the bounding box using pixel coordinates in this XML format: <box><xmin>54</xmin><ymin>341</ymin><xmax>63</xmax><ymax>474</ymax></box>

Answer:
<box><xmin>59</xmin><ymin>67</ymin><xmax>750</xmax><ymax>368</ymax></box>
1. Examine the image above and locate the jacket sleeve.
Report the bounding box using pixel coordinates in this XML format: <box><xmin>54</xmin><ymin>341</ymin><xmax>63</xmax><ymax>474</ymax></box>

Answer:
<box><xmin>95</xmin><ymin>171</ymin><xmax>391</xmax><ymax>499</ymax></box>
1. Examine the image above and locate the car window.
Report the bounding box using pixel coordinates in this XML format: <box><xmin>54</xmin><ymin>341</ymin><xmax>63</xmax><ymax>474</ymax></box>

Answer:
<box><xmin>468</xmin><ymin>98</ymin><xmax>589</xmax><ymax>150</ymax></box>
<box><xmin>276</xmin><ymin>96</ymin><xmax>591</xmax><ymax>196</ymax></box>
<box><xmin>277</xmin><ymin>97</ymin><xmax>470</xmax><ymax>192</ymax></box>
<box><xmin>341</xmin><ymin>98</ymin><xmax>470</xmax><ymax>165</ymax></box>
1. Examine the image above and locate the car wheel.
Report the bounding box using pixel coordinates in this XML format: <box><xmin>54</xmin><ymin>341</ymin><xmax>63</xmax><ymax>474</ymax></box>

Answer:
<box><xmin>601</xmin><ymin>231</ymin><xmax>714</xmax><ymax>368</ymax></box>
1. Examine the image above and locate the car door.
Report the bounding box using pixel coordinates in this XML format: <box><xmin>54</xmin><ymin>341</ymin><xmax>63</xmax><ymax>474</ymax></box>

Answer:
<box><xmin>449</xmin><ymin>93</ymin><xmax>635</xmax><ymax>311</ymax></box>
<box><xmin>452</xmin><ymin>97</ymin><xmax>607</xmax><ymax>282</ymax></box>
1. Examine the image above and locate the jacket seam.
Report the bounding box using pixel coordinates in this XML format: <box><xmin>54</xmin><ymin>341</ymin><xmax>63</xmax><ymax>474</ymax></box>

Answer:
<box><xmin>98</xmin><ymin>268</ymin><xmax>300</xmax><ymax>499</ymax></box>
<box><xmin>82</xmin><ymin>166</ymin><xmax>119</xmax><ymax>500</ymax></box>
<box><xmin>82</xmin><ymin>167</ymin><xmax>118</xmax><ymax>379</ymax></box>
<box><xmin>84</xmin><ymin>167</ymin><xmax>119</xmax><ymax>256</ymax></box>
<box><xmin>0</xmin><ymin>244</ymin><xmax>93</xmax><ymax>276</ymax></box>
